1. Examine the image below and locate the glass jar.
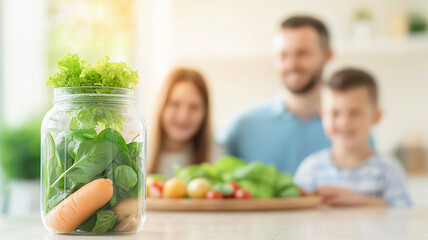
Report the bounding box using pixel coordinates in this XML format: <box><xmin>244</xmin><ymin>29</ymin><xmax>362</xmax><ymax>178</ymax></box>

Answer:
<box><xmin>40</xmin><ymin>87</ymin><xmax>146</xmax><ymax>234</ymax></box>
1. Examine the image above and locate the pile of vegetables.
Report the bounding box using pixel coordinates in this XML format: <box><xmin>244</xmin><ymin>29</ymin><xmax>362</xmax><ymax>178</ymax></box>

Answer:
<box><xmin>147</xmin><ymin>156</ymin><xmax>302</xmax><ymax>200</ymax></box>
<box><xmin>43</xmin><ymin>54</ymin><xmax>143</xmax><ymax>234</ymax></box>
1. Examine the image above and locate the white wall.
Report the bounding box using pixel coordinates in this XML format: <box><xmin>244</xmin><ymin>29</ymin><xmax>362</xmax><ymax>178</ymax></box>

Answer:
<box><xmin>163</xmin><ymin>0</ymin><xmax>428</xmax><ymax>154</ymax></box>
<box><xmin>2</xmin><ymin>0</ymin><xmax>48</xmax><ymax>126</ymax></box>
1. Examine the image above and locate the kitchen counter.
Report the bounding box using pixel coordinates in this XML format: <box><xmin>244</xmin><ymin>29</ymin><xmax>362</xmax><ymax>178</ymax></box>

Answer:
<box><xmin>1</xmin><ymin>207</ymin><xmax>428</xmax><ymax>240</ymax></box>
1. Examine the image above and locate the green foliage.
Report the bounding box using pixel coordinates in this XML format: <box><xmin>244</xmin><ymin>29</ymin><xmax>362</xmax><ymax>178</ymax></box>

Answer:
<box><xmin>91</xmin><ymin>209</ymin><xmax>117</xmax><ymax>233</ymax></box>
<box><xmin>96</xmin><ymin>128</ymin><xmax>129</xmax><ymax>154</ymax></box>
<box><xmin>50</xmin><ymin>140</ymin><xmax>118</xmax><ymax>187</ymax></box>
<box><xmin>173</xmin><ymin>155</ymin><xmax>299</xmax><ymax>199</ymax></box>
<box><xmin>0</xmin><ymin>118</ymin><xmax>42</xmax><ymax>180</ymax></box>
<box><xmin>47</xmin><ymin>54</ymin><xmax>140</xmax><ymax>131</ymax></box>
<box><xmin>212</xmin><ymin>156</ymin><xmax>246</xmax><ymax>182</ymax></box>
<box><xmin>68</xmin><ymin>106</ymin><xmax>126</xmax><ymax>131</ymax></box>
<box><xmin>238</xmin><ymin>180</ymin><xmax>275</xmax><ymax>199</ymax></box>
<box><xmin>277</xmin><ymin>185</ymin><xmax>300</xmax><ymax>198</ymax></box>
<box><xmin>47</xmin><ymin>54</ymin><xmax>139</xmax><ymax>89</ymax></box>
<box><xmin>44</xmin><ymin>128</ymin><xmax>143</xmax><ymax>233</ymax></box>
<box><xmin>78</xmin><ymin>213</ymin><xmax>97</xmax><ymax>232</ymax></box>
<box><xmin>113</xmin><ymin>165</ymin><xmax>137</xmax><ymax>190</ymax></box>
<box><xmin>46</xmin><ymin>188</ymin><xmax>69</xmax><ymax>213</ymax></box>
<box><xmin>42</xmin><ymin>54</ymin><xmax>142</xmax><ymax>233</ymax></box>
<box><xmin>174</xmin><ymin>163</ymin><xmax>217</xmax><ymax>183</ymax></box>
<box><xmin>409</xmin><ymin>12</ymin><xmax>428</xmax><ymax>33</ymax></box>
<box><xmin>46</xmin><ymin>133</ymin><xmax>63</xmax><ymax>188</ymax></box>
<box><xmin>46</xmin><ymin>53</ymin><xmax>86</xmax><ymax>88</ymax></box>
<box><xmin>80</xmin><ymin>56</ymin><xmax>139</xmax><ymax>89</ymax></box>
<box><xmin>211</xmin><ymin>183</ymin><xmax>234</xmax><ymax>196</ymax></box>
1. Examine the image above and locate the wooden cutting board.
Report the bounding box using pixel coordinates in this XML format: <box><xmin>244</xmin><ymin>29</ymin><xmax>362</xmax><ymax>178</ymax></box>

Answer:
<box><xmin>146</xmin><ymin>196</ymin><xmax>321</xmax><ymax>211</ymax></box>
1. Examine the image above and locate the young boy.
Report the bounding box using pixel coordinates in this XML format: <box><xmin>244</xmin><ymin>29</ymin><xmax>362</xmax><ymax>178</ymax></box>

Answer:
<box><xmin>294</xmin><ymin>68</ymin><xmax>412</xmax><ymax>207</ymax></box>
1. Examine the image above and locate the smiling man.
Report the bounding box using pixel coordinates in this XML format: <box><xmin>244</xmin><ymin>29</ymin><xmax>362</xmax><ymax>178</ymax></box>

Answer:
<box><xmin>217</xmin><ymin>16</ymin><xmax>333</xmax><ymax>173</ymax></box>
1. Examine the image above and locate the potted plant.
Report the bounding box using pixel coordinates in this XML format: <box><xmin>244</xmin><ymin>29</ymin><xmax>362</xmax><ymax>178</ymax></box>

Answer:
<box><xmin>0</xmin><ymin>117</ymin><xmax>42</xmax><ymax>215</ymax></box>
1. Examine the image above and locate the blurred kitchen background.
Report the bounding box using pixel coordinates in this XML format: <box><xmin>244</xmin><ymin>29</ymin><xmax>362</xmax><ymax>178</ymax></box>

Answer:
<box><xmin>1</xmin><ymin>0</ymin><xmax>428</xmax><ymax>214</ymax></box>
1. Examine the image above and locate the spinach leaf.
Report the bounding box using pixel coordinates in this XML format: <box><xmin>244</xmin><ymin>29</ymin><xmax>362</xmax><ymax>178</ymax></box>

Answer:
<box><xmin>129</xmin><ymin>183</ymin><xmax>139</xmax><ymax>198</ymax></box>
<box><xmin>127</xmin><ymin>141</ymin><xmax>143</xmax><ymax>159</ymax></box>
<box><xmin>109</xmin><ymin>164</ymin><xmax>138</xmax><ymax>206</ymax></box>
<box><xmin>67</xmin><ymin>129</ymin><xmax>97</xmax><ymax>159</ymax></box>
<box><xmin>92</xmin><ymin>209</ymin><xmax>117</xmax><ymax>233</ymax></box>
<box><xmin>79</xmin><ymin>213</ymin><xmax>97</xmax><ymax>232</ymax></box>
<box><xmin>134</xmin><ymin>156</ymin><xmax>143</xmax><ymax>171</ymax></box>
<box><xmin>56</xmin><ymin>175</ymin><xmax>80</xmax><ymax>192</ymax></box>
<box><xmin>104</xmin><ymin>162</ymin><xmax>114</xmax><ymax>180</ymax></box>
<box><xmin>127</xmin><ymin>141</ymin><xmax>143</xmax><ymax>173</ymax></box>
<box><xmin>115</xmin><ymin>151</ymin><xmax>132</xmax><ymax>167</ymax></box>
<box><xmin>96</xmin><ymin>128</ymin><xmax>129</xmax><ymax>154</ymax></box>
<box><xmin>46</xmin><ymin>188</ymin><xmax>69</xmax><ymax>213</ymax></box>
<box><xmin>50</xmin><ymin>140</ymin><xmax>118</xmax><ymax>188</ymax></box>
<box><xmin>45</xmin><ymin>132</ymin><xmax>63</xmax><ymax>210</ymax></box>
<box><xmin>109</xmin><ymin>188</ymin><xmax>118</xmax><ymax>207</ymax></box>
<box><xmin>113</xmin><ymin>165</ymin><xmax>137</xmax><ymax>190</ymax></box>
<box><xmin>54</xmin><ymin>129</ymin><xmax>97</xmax><ymax>170</ymax></box>
<box><xmin>74</xmin><ymin>129</ymin><xmax>98</xmax><ymax>139</ymax></box>
<box><xmin>54</xmin><ymin>131</ymin><xmax>73</xmax><ymax>170</ymax></box>
<box><xmin>46</xmin><ymin>133</ymin><xmax>63</xmax><ymax>188</ymax></box>
<box><xmin>73</xmin><ymin>140</ymin><xmax>118</xmax><ymax>175</ymax></box>
<box><xmin>67</xmin><ymin>168</ymin><xmax>95</xmax><ymax>183</ymax></box>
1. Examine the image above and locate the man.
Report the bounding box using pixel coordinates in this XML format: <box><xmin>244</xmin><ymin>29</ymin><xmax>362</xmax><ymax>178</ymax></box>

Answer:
<box><xmin>217</xmin><ymin>16</ymin><xmax>333</xmax><ymax>173</ymax></box>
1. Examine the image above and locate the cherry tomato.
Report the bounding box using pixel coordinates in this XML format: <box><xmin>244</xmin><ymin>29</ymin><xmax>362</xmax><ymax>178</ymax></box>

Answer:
<box><xmin>228</xmin><ymin>182</ymin><xmax>240</xmax><ymax>192</ymax></box>
<box><xmin>206</xmin><ymin>190</ymin><xmax>223</xmax><ymax>199</ymax></box>
<box><xmin>153</xmin><ymin>181</ymin><xmax>164</xmax><ymax>191</ymax></box>
<box><xmin>148</xmin><ymin>185</ymin><xmax>163</xmax><ymax>198</ymax></box>
<box><xmin>220</xmin><ymin>182</ymin><xmax>238</xmax><ymax>198</ymax></box>
<box><xmin>299</xmin><ymin>188</ymin><xmax>306</xmax><ymax>197</ymax></box>
<box><xmin>234</xmin><ymin>189</ymin><xmax>252</xmax><ymax>199</ymax></box>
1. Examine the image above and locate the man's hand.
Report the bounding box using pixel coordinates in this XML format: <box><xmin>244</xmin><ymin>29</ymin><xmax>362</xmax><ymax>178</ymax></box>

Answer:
<box><xmin>316</xmin><ymin>186</ymin><xmax>388</xmax><ymax>207</ymax></box>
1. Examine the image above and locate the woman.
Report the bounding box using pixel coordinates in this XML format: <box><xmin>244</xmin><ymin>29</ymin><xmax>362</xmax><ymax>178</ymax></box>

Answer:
<box><xmin>148</xmin><ymin>67</ymin><xmax>224</xmax><ymax>177</ymax></box>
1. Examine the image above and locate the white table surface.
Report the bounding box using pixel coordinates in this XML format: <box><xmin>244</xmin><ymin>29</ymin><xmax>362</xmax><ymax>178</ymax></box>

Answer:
<box><xmin>1</xmin><ymin>207</ymin><xmax>428</xmax><ymax>240</ymax></box>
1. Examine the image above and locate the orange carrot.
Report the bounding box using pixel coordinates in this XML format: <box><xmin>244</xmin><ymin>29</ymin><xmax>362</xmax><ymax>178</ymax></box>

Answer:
<box><xmin>46</xmin><ymin>178</ymin><xmax>114</xmax><ymax>233</ymax></box>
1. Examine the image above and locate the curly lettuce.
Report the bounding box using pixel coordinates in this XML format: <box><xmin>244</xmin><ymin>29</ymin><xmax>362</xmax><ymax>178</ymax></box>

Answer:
<box><xmin>47</xmin><ymin>53</ymin><xmax>139</xmax><ymax>89</ymax></box>
<box><xmin>47</xmin><ymin>54</ymin><xmax>140</xmax><ymax>130</ymax></box>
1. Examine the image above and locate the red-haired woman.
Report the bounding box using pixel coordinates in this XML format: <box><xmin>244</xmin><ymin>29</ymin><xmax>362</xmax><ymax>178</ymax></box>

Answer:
<box><xmin>148</xmin><ymin>67</ymin><xmax>224</xmax><ymax>177</ymax></box>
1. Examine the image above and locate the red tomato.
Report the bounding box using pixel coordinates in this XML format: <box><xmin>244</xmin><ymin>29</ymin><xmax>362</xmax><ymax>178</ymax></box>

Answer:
<box><xmin>206</xmin><ymin>190</ymin><xmax>223</xmax><ymax>199</ymax></box>
<box><xmin>234</xmin><ymin>189</ymin><xmax>252</xmax><ymax>199</ymax></box>
<box><xmin>228</xmin><ymin>182</ymin><xmax>240</xmax><ymax>192</ymax></box>
<box><xmin>221</xmin><ymin>182</ymin><xmax>239</xmax><ymax>198</ymax></box>
<box><xmin>299</xmin><ymin>188</ymin><xmax>306</xmax><ymax>197</ymax></box>
<box><xmin>148</xmin><ymin>185</ymin><xmax>163</xmax><ymax>198</ymax></box>
<box><xmin>153</xmin><ymin>181</ymin><xmax>164</xmax><ymax>191</ymax></box>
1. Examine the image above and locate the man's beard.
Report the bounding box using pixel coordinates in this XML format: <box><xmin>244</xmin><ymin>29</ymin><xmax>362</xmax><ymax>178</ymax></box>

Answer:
<box><xmin>284</xmin><ymin>68</ymin><xmax>323</xmax><ymax>95</ymax></box>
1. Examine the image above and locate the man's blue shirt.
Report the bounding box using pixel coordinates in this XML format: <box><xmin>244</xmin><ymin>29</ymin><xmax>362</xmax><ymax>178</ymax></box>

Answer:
<box><xmin>217</xmin><ymin>95</ymin><xmax>331</xmax><ymax>174</ymax></box>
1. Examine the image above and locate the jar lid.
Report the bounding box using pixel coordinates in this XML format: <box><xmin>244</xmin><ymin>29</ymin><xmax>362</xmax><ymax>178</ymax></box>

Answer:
<box><xmin>53</xmin><ymin>87</ymin><xmax>135</xmax><ymax>106</ymax></box>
